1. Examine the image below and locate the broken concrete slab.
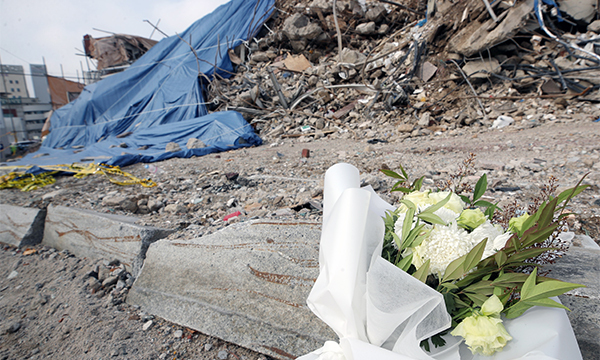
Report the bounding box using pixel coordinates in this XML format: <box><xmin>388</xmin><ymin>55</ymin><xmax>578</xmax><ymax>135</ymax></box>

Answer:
<box><xmin>42</xmin><ymin>205</ymin><xmax>173</xmax><ymax>276</ymax></box>
<box><xmin>462</xmin><ymin>58</ymin><xmax>500</xmax><ymax>79</ymax></box>
<box><xmin>0</xmin><ymin>204</ymin><xmax>46</xmax><ymax>247</ymax></box>
<box><xmin>448</xmin><ymin>0</ymin><xmax>534</xmax><ymax>57</ymax></box>
<box><xmin>546</xmin><ymin>246</ymin><xmax>600</xmax><ymax>358</ymax></box>
<box><xmin>127</xmin><ymin>220</ymin><xmax>336</xmax><ymax>360</ymax></box>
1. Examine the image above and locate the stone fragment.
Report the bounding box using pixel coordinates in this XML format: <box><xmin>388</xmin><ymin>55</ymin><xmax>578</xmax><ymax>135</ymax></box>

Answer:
<box><xmin>448</xmin><ymin>0</ymin><xmax>534</xmax><ymax>56</ymax></box>
<box><xmin>366</xmin><ymin>5</ymin><xmax>386</xmax><ymax>22</ymax></box>
<box><xmin>302</xmin><ymin>149</ymin><xmax>310</xmax><ymax>158</ymax></box>
<box><xmin>356</xmin><ymin>22</ymin><xmax>376</xmax><ymax>35</ymax></box>
<box><xmin>397</xmin><ymin>124</ymin><xmax>414</xmax><ymax>133</ymax></box>
<box><xmin>418</xmin><ymin>112</ymin><xmax>431</xmax><ymax>127</ymax></box>
<box><xmin>0</xmin><ymin>205</ymin><xmax>46</xmax><ymax>247</ymax></box>
<box><xmin>42</xmin><ymin>205</ymin><xmax>173</xmax><ymax>277</ymax></box>
<box><xmin>164</xmin><ymin>204</ymin><xmax>187</xmax><ymax>214</ymax></box>
<box><xmin>588</xmin><ymin>20</ymin><xmax>600</xmax><ymax>33</ymax></box>
<box><xmin>282</xmin><ymin>13</ymin><xmax>323</xmax><ymax>41</ymax></box>
<box><xmin>128</xmin><ymin>221</ymin><xmax>334</xmax><ymax>360</ymax></box>
<box><xmin>251</xmin><ymin>52</ymin><xmax>270</xmax><ymax>63</ymax></box>
<box><xmin>462</xmin><ymin>59</ymin><xmax>500</xmax><ymax>79</ymax></box>
<box><xmin>5</xmin><ymin>322</ymin><xmax>21</xmax><ymax>334</ymax></box>
<box><xmin>186</xmin><ymin>138</ymin><xmax>206</xmax><ymax>149</ymax></box>
<box><xmin>165</xmin><ymin>142</ymin><xmax>181</xmax><ymax>153</ymax></box>
<box><xmin>142</xmin><ymin>320</ymin><xmax>153</xmax><ymax>331</ymax></box>
<box><xmin>102</xmin><ymin>196</ymin><xmax>138</xmax><ymax>213</ymax></box>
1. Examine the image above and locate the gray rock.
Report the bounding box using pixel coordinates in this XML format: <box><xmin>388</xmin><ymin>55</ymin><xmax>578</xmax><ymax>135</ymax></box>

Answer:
<box><xmin>462</xmin><ymin>59</ymin><xmax>500</xmax><ymax>79</ymax></box>
<box><xmin>102</xmin><ymin>196</ymin><xmax>138</xmax><ymax>213</ymax></box>
<box><xmin>418</xmin><ymin>112</ymin><xmax>431</xmax><ymax>127</ymax></box>
<box><xmin>127</xmin><ymin>220</ymin><xmax>335</xmax><ymax>360</ymax></box>
<box><xmin>204</xmin><ymin>343</ymin><xmax>213</xmax><ymax>351</ymax></box>
<box><xmin>218</xmin><ymin>350</ymin><xmax>228</xmax><ymax>360</ymax></box>
<box><xmin>251</xmin><ymin>52</ymin><xmax>270</xmax><ymax>63</ymax></box>
<box><xmin>87</xmin><ymin>277</ymin><xmax>102</xmax><ymax>293</ymax></box>
<box><xmin>7</xmin><ymin>270</ymin><xmax>18</xmax><ymax>280</ymax></box>
<box><xmin>5</xmin><ymin>322</ymin><xmax>21</xmax><ymax>334</ymax></box>
<box><xmin>147</xmin><ymin>200</ymin><xmax>163</xmax><ymax>212</ymax></box>
<box><xmin>282</xmin><ymin>13</ymin><xmax>323</xmax><ymax>41</ymax></box>
<box><xmin>0</xmin><ymin>205</ymin><xmax>46</xmax><ymax>247</ymax></box>
<box><xmin>165</xmin><ymin>142</ymin><xmax>181</xmax><ymax>153</ymax></box>
<box><xmin>356</xmin><ymin>22</ymin><xmax>376</xmax><ymax>35</ymax></box>
<box><xmin>142</xmin><ymin>320</ymin><xmax>153</xmax><ymax>331</ymax></box>
<box><xmin>42</xmin><ymin>205</ymin><xmax>174</xmax><ymax>277</ymax></box>
<box><xmin>366</xmin><ymin>5</ymin><xmax>386</xmax><ymax>22</ymax></box>
<box><xmin>186</xmin><ymin>138</ymin><xmax>206</xmax><ymax>149</ymax></box>
<box><xmin>164</xmin><ymin>204</ymin><xmax>187</xmax><ymax>214</ymax></box>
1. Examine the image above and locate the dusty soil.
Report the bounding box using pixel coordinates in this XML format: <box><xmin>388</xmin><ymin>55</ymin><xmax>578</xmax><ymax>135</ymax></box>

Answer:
<box><xmin>1</xmin><ymin>119</ymin><xmax>599</xmax><ymax>360</ymax></box>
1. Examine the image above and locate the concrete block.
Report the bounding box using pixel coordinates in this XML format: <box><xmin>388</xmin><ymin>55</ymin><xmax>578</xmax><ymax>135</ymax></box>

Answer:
<box><xmin>546</xmin><ymin>247</ymin><xmax>600</xmax><ymax>359</ymax></box>
<box><xmin>43</xmin><ymin>205</ymin><xmax>173</xmax><ymax>276</ymax></box>
<box><xmin>127</xmin><ymin>220</ymin><xmax>336</xmax><ymax>360</ymax></box>
<box><xmin>0</xmin><ymin>204</ymin><xmax>46</xmax><ymax>247</ymax></box>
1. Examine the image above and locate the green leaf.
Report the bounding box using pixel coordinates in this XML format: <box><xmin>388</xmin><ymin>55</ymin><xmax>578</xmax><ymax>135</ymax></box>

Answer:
<box><xmin>412</xmin><ymin>176</ymin><xmax>425</xmax><ymax>191</ymax></box>
<box><xmin>494</xmin><ymin>250</ymin><xmax>508</xmax><ymax>266</ymax></box>
<box><xmin>442</xmin><ymin>254</ymin><xmax>467</xmax><ymax>283</ymax></box>
<box><xmin>504</xmin><ymin>301</ymin><xmax>533</xmax><ymax>319</ymax></box>
<box><xmin>463</xmin><ymin>238</ymin><xmax>487</xmax><ymax>274</ymax></box>
<box><xmin>421</xmin><ymin>193</ymin><xmax>452</xmax><ymax>214</ymax></box>
<box><xmin>402</xmin><ymin>207</ymin><xmax>416</xmax><ymax>244</ymax></box>
<box><xmin>397</xmin><ymin>253</ymin><xmax>413</xmax><ymax>272</ymax></box>
<box><xmin>380</xmin><ymin>169</ymin><xmax>406</xmax><ymax>180</ymax></box>
<box><xmin>473</xmin><ymin>173</ymin><xmax>487</xmax><ymax>202</ymax></box>
<box><xmin>472</xmin><ymin>200</ymin><xmax>496</xmax><ymax>208</ymax></box>
<box><xmin>520</xmin><ymin>224</ymin><xmax>559</xmax><ymax>249</ymax></box>
<box><xmin>399</xmin><ymin>164</ymin><xmax>409</xmax><ymax>180</ymax></box>
<box><xmin>417</xmin><ymin>212</ymin><xmax>447</xmax><ymax>225</ymax></box>
<box><xmin>525</xmin><ymin>279</ymin><xmax>585</xmax><ymax>301</ymax></box>
<box><xmin>459</xmin><ymin>194</ymin><xmax>471</xmax><ymax>205</ymax></box>
<box><xmin>463</xmin><ymin>280</ymin><xmax>494</xmax><ymax>295</ymax></box>
<box><xmin>464</xmin><ymin>292</ymin><xmax>488</xmax><ymax>307</ymax></box>
<box><xmin>392</xmin><ymin>187</ymin><xmax>412</xmax><ymax>193</ymax></box>
<box><xmin>520</xmin><ymin>297</ymin><xmax>570</xmax><ymax>311</ymax></box>
<box><xmin>400</xmin><ymin>199</ymin><xmax>417</xmax><ymax>212</ymax></box>
<box><xmin>538</xmin><ymin>197</ymin><xmax>558</xmax><ymax>230</ymax></box>
<box><xmin>413</xmin><ymin>259</ymin><xmax>430</xmax><ymax>283</ymax></box>
<box><xmin>555</xmin><ymin>184</ymin><xmax>589</xmax><ymax>207</ymax></box>
<box><xmin>520</xmin><ymin>268</ymin><xmax>538</xmax><ymax>299</ymax></box>
<box><xmin>391</xmin><ymin>232</ymin><xmax>403</xmax><ymax>251</ymax></box>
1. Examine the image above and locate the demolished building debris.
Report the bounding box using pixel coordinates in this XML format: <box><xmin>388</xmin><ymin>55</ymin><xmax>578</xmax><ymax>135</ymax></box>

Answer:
<box><xmin>5</xmin><ymin>0</ymin><xmax>600</xmax><ymax>170</ymax></box>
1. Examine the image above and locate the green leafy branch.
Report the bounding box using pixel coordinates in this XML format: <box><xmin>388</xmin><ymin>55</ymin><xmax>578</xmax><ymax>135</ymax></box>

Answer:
<box><xmin>380</xmin><ymin>165</ymin><xmax>424</xmax><ymax>194</ymax></box>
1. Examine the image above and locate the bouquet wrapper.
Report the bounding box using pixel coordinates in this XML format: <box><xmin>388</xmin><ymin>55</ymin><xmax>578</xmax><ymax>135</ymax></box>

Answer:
<box><xmin>297</xmin><ymin>163</ymin><xmax>582</xmax><ymax>360</ymax></box>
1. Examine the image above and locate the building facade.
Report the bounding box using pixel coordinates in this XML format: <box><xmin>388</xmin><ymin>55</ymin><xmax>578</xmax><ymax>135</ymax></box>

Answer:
<box><xmin>0</xmin><ymin>64</ymin><xmax>30</xmax><ymax>98</ymax></box>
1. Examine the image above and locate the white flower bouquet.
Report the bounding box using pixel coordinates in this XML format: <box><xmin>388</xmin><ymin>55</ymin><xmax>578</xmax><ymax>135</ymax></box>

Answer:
<box><xmin>298</xmin><ymin>161</ymin><xmax>587</xmax><ymax>360</ymax></box>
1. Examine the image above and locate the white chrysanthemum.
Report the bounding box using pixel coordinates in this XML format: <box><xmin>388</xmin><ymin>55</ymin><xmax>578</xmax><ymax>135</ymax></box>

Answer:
<box><xmin>412</xmin><ymin>222</ymin><xmax>475</xmax><ymax>277</ymax></box>
<box><xmin>434</xmin><ymin>207</ymin><xmax>461</xmax><ymax>225</ymax></box>
<box><xmin>471</xmin><ymin>221</ymin><xmax>512</xmax><ymax>258</ymax></box>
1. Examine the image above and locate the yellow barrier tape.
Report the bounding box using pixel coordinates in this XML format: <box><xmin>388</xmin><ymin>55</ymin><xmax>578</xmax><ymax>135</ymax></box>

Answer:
<box><xmin>0</xmin><ymin>163</ymin><xmax>156</xmax><ymax>191</ymax></box>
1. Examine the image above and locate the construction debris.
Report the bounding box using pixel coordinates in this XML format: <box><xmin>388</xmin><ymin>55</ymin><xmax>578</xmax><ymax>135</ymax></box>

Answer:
<box><xmin>194</xmin><ymin>0</ymin><xmax>600</xmax><ymax>144</ymax></box>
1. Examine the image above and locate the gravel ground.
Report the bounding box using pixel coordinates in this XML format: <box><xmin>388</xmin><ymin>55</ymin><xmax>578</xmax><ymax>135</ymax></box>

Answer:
<box><xmin>1</xmin><ymin>118</ymin><xmax>599</xmax><ymax>359</ymax></box>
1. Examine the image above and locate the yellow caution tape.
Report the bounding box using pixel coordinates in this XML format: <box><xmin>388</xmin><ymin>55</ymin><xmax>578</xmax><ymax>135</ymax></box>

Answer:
<box><xmin>0</xmin><ymin>163</ymin><xmax>156</xmax><ymax>191</ymax></box>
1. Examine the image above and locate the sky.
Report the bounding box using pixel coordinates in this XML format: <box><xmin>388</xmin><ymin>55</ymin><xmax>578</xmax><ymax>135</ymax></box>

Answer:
<box><xmin>0</xmin><ymin>0</ymin><xmax>230</xmax><ymax>96</ymax></box>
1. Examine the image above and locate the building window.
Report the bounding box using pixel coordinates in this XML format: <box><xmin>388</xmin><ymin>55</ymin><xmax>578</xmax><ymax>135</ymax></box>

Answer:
<box><xmin>9</xmin><ymin>80</ymin><xmax>13</xmax><ymax>84</ymax></box>
<box><xmin>15</xmin><ymin>80</ymin><xmax>19</xmax><ymax>84</ymax></box>
<box><xmin>11</xmin><ymin>88</ymin><xmax>14</xmax><ymax>92</ymax></box>
<box><xmin>17</xmin><ymin>88</ymin><xmax>20</xmax><ymax>92</ymax></box>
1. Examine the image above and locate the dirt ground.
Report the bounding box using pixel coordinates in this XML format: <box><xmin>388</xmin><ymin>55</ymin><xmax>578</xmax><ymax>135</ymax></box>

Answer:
<box><xmin>1</xmin><ymin>119</ymin><xmax>599</xmax><ymax>360</ymax></box>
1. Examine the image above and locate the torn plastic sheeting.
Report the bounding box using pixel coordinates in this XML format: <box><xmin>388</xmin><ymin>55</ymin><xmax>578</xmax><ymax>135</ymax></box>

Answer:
<box><xmin>14</xmin><ymin>0</ymin><xmax>274</xmax><ymax>167</ymax></box>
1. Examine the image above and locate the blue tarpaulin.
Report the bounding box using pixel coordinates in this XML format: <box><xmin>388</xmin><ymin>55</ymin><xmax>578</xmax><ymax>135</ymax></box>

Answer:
<box><xmin>11</xmin><ymin>0</ymin><xmax>274</xmax><ymax>167</ymax></box>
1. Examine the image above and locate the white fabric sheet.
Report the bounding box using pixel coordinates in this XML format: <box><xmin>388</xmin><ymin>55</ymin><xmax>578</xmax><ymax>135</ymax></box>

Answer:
<box><xmin>298</xmin><ymin>163</ymin><xmax>582</xmax><ymax>360</ymax></box>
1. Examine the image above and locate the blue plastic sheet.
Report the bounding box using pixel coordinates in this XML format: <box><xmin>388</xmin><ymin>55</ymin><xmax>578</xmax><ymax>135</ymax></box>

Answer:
<box><xmin>12</xmin><ymin>0</ymin><xmax>274</xmax><ymax>167</ymax></box>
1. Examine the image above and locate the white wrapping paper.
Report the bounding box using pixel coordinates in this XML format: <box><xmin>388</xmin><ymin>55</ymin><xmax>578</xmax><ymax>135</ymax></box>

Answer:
<box><xmin>298</xmin><ymin>163</ymin><xmax>582</xmax><ymax>360</ymax></box>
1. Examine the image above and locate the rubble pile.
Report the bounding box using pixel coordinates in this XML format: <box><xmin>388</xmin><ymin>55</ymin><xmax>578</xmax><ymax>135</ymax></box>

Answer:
<box><xmin>201</xmin><ymin>0</ymin><xmax>600</xmax><ymax>144</ymax></box>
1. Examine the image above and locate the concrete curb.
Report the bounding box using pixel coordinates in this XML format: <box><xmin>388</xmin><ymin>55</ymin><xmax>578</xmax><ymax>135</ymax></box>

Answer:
<box><xmin>127</xmin><ymin>220</ymin><xmax>336</xmax><ymax>360</ymax></box>
<box><xmin>42</xmin><ymin>204</ymin><xmax>174</xmax><ymax>276</ymax></box>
